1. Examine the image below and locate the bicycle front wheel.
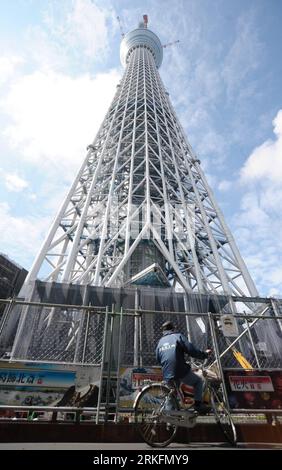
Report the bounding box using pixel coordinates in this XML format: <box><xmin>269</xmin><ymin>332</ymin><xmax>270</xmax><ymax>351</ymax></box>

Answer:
<box><xmin>210</xmin><ymin>386</ymin><xmax>237</xmax><ymax>445</ymax></box>
<box><xmin>134</xmin><ymin>384</ymin><xmax>179</xmax><ymax>448</ymax></box>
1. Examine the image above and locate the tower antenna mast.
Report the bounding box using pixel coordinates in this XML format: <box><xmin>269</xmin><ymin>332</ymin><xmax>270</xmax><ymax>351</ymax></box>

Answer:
<box><xmin>143</xmin><ymin>14</ymin><xmax>148</xmax><ymax>28</ymax></box>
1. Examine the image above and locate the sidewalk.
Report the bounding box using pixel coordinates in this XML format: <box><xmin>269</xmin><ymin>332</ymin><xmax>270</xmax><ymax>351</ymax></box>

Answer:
<box><xmin>0</xmin><ymin>421</ymin><xmax>281</xmax><ymax>445</ymax></box>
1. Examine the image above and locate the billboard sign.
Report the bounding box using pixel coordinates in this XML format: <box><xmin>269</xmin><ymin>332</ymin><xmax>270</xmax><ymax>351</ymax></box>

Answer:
<box><xmin>224</xmin><ymin>369</ymin><xmax>282</xmax><ymax>410</ymax></box>
<box><xmin>0</xmin><ymin>361</ymin><xmax>100</xmax><ymax>409</ymax></box>
<box><xmin>118</xmin><ymin>366</ymin><xmax>162</xmax><ymax>408</ymax></box>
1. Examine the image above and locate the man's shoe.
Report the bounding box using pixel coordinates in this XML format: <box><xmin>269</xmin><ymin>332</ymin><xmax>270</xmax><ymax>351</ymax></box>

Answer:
<box><xmin>194</xmin><ymin>403</ymin><xmax>211</xmax><ymax>415</ymax></box>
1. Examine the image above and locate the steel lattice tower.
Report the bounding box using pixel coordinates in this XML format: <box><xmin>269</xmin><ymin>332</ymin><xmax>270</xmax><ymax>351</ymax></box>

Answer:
<box><xmin>24</xmin><ymin>18</ymin><xmax>258</xmax><ymax>298</ymax></box>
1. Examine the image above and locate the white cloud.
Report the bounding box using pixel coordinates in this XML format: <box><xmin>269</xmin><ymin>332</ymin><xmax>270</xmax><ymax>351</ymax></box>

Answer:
<box><xmin>267</xmin><ymin>267</ymin><xmax>282</xmax><ymax>285</ymax></box>
<box><xmin>239</xmin><ymin>192</ymin><xmax>270</xmax><ymax>227</ymax></box>
<box><xmin>0</xmin><ymin>202</ymin><xmax>50</xmax><ymax>268</ymax></box>
<box><xmin>194</xmin><ymin>60</ymin><xmax>221</xmax><ymax>103</ymax></box>
<box><xmin>240</xmin><ymin>109</ymin><xmax>282</xmax><ymax>182</ymax></box>
<box><xmin>260</xmin><ymin>186</ymin><xmax>282</xmax><ymax>214</ymax></box>
<box><xmin>197</xmin><ymin>129</ymin><xmax>227</xmax><ymax>160</ymax></box>
<box><xmin>65</xmin><ymin>0</ymin><xmax>114</xmax><ymax>58</ymax></box>
<box><xmin>0</xmin><ymin>56</ymin><xmax>24</xmax><ymax>86</ymax></box>
<box><xmin>0</xmin><ymin>1</ymin><xmax>121</xmax><ymax>271</ymax></box>
<box><xmin>1</xmin><ymin>68</ymin><xmax>121</xmax><ymax>179</ymax></box>
<box><xmin>43</xmin><ymin>0</ymin><xmax>116</xmax><ymax>62</ymax></box>
<box><xmin>235</xmin><ymin>110</ymin><xmax>282</xmax><ymax>295</ymax></box>
<box><xmin>218</xmin><ymin>180</ymin><xmax>232</xmax><ymax>191</ymax></box>
<box><xmin>204</xmin><ymin>172</ymin><xmax>217</xmax><ymax>189</ymax></box>
<box><xmin>3</xmin><ymin>172</ymin><xmax>29</xmax><ymax>192</ymax></box>
<box><xmin>28</xmin><ymin>193</ymin><xmax>37</xmax><ymax>201</ymax></box>
<box><xmin>24</xmin><ymin>26</ymin><xmax>68</xmax><ymax>73</ymax></box>
<box><xmin>268</xmin><ymin>287</ymin><xmax>281</xmax><ymax>297</ymax></box>
<box><xmin>233</xmin><ymin>109</ymin><xmax>282</xmax><ymax>295</ymax></box>
<box><xmin>222</xmin><ymin>12</ymin><xmax>262</xmax><ymax>97</ymax></box>
<box><xmin>233</xmin><ymin>207</ymin><xmax>282</xmax><ymax>296</ymax></box>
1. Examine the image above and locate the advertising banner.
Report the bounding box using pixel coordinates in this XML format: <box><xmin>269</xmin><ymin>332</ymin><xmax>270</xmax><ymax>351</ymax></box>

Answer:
<box><xmin>224</xmin><ymin>369</ymin><xmax>282</xmax><ymax>410</ymax></box>
<box><xmin>118</xmin><ymin>366</ymin><xmax>162</xmax><ymax>408</ymax></box>
<box><xmin>0</xmin><ymin>361</ymin><xmax>101</xmax><ymax>410</ymax></box>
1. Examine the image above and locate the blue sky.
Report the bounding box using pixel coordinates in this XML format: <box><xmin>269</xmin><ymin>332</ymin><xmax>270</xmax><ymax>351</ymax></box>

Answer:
<box><xmin>0</xmin><ymin>0</ymin><xmax>281</xmax><ymax>296</ymax></box>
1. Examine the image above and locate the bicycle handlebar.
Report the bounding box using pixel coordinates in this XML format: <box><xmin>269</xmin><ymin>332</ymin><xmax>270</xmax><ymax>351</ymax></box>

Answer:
<box><xmin>190</xmin><ymin>356</ymin><xmax>210</xmax><ymax>370</ymax></box>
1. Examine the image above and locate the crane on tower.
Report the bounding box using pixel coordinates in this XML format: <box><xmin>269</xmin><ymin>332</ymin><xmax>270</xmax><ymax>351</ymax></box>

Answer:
<box><xmin>117</xmin><ymin>16</ymin><xmax>125</xmax><ymax>38</ymax></box>
<box><xmin>162</xmin><ymin>39</ymin><xmax>180</xmax><ymax>48</ymax></box>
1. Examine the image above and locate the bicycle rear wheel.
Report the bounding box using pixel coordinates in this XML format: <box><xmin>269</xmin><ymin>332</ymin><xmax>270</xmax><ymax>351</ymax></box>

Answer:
<box><xmin>210</xmin><ymin>386</ymin><xmax>237</xmax><ymax>445</ymax></box>
<box><xmin>134</xmin><ymin>384</ymin><xmax>179</xmax><ymax>447</ymax></box>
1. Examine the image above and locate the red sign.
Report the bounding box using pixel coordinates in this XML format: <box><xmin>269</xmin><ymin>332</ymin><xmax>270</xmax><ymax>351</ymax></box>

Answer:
<box><xmin>229</xmin><ymin>375</ymin><xmax>274</xmax><ymax>392</ymax></box>
<box><xmin>224</xmin><ymin>369</ymin><xmax>282</xmax><ymax>410</ymax></box>
<box><xmin>132</xmin><ymin>371</ymin><xmax>162</xmax><ymax>384</ymax></box>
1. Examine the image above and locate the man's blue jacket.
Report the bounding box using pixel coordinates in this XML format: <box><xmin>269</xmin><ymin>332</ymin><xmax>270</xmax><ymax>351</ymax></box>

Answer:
<box><xmin>156</xmin><ymin>330</ymin><xmax>208</xmax><ymax>381</ymax></box>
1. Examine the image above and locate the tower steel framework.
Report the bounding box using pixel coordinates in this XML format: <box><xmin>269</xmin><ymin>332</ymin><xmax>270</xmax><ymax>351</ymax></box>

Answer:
<box><xmin>3</xmin><ymin>17</ymin><xmax>282</xmax><ymax>393</ymax></box>
<box><xmin>24</xmin><ymin>18</ymin><xmax>258</xmax><ymax>298</ymax></box>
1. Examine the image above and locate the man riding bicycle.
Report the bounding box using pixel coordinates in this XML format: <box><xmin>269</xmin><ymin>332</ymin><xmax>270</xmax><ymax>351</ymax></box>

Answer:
<box><xmin>156</xmin><ymin>320</ymin><xmax>212</xmax><ymax>415</ymax></box>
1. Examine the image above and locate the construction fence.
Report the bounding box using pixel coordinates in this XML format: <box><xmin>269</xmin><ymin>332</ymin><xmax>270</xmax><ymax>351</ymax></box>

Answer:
<box><xmin>0</xmin><ymin>282</ymin><xmax>282</xmax><ymax>422</ymax></box>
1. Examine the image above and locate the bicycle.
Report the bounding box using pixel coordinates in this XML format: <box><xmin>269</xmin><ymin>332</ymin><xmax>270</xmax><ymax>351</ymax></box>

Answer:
<box><xmin>134</xmin><ymin>361</ymin><xmax>237</xmax><ymax>447</ymax></box>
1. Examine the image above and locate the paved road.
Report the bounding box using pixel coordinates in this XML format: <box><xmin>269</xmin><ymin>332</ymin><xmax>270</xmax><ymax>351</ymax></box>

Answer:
<box><xmin>0</xmin><ymin>442</ymin><xmax>281</xmax><ymax>450</ymax></box>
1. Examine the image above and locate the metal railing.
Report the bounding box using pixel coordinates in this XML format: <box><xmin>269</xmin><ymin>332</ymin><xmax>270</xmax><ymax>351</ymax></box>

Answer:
<box><xmin>0</xmin><ymin>295</ymin><xmax>282</xmax><ymax>423</ymax></box>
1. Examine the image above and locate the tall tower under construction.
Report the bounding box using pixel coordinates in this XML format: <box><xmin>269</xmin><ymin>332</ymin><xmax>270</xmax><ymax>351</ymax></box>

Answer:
<box><xmin>21</xmin><ymin>16</ymin><xmax>258</xmax><ymax>297</ymax></box>
<box><xmin>1</xmin><ymin>17</ymin><xmax>281</xmax><ymax>412</ymax></box>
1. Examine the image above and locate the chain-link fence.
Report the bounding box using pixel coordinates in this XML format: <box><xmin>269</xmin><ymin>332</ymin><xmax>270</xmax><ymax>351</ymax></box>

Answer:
<box><xmin>10</xmin><ymin>304</ymin><xmax>106</xmax><ymax>364</ymax></box>
<box><xmin>0</xmin><ymin>283</ymin><xmax>282</xmax><ymax>421</ymax></box>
